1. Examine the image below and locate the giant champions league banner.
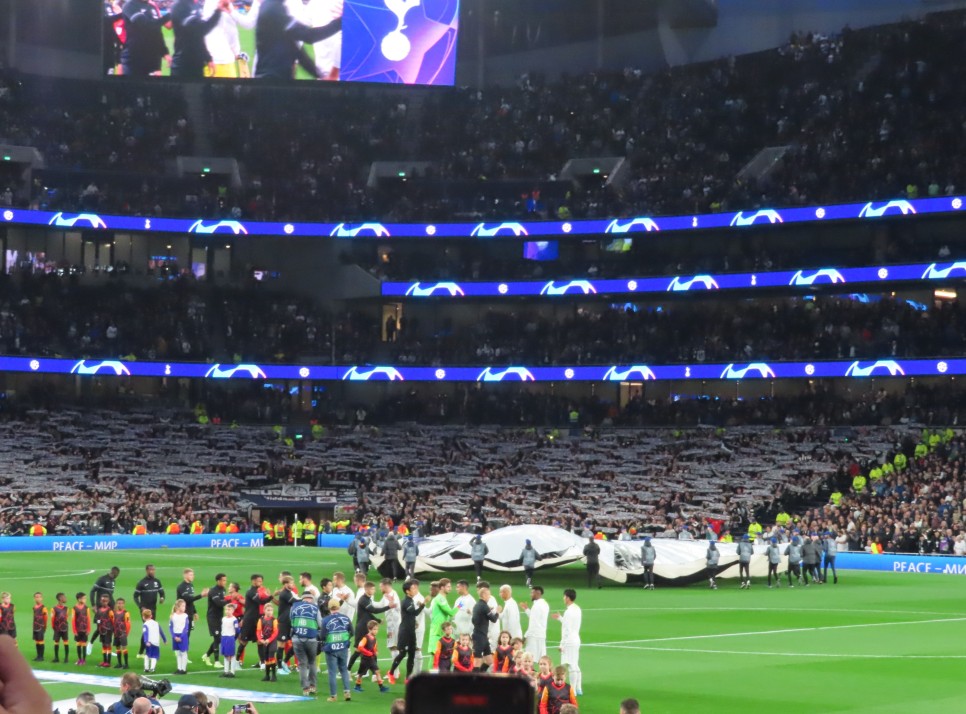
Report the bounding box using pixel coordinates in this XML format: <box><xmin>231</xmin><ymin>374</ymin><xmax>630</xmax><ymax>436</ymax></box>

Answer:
<box><xmin>370</xmin><ymin>525</ymin><xmax>782</xmax><ymax>586</ymax></box>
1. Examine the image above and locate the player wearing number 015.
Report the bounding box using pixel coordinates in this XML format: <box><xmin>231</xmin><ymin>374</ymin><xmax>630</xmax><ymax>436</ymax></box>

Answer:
<box><xmin>551</xmin><ymin>589</ymin><xmax>582</xmax><ymax>696</ymax></box>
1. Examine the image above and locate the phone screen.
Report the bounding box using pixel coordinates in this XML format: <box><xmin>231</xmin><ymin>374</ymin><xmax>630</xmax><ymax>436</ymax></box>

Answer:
<box><xmin>406</xmin><ymin>673</ymin><xmax>534</xmax><ymax>714</ymax></box>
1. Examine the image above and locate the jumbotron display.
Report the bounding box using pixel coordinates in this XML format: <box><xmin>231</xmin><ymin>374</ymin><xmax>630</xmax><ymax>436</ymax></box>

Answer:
<box><xmin>17</xmin><ymin>193</ymin><xmax>963</xmax><ymax>239</ymax></box>
<box><xmin>384</xmin><ymin>260</ymin><xmax>966</xmax><ymax>298</ymax></box>
<box><xmin>6</xmin><ymin>356</ymin><xmax>963</xmax><ymax>381</ymax></box>
<box><xmin>104</xmin><ymin>0</ymin><xmax>460</xmax><ymax>85</ymax></box>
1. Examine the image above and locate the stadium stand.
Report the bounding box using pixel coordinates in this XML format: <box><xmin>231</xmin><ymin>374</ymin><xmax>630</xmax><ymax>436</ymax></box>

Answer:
<box><xmin>0</xmin><ymin>404</ymin><xmax>962</xmax><ymax>556</ymax></box>
<box><xmin>2</xmin><ymin>11</ymin><xmax>965</xmax><ymax>221</ymax></box>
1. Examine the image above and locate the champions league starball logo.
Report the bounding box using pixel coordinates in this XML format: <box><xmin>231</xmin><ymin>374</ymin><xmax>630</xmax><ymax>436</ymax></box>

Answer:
<box><xmin>404</xmin><ymin>281</ymin><xmax>465</xmax><ymax>296</ymax></box>
<box><xmin>844</xmin><ymin>360</ymin><xmax>906</xmax><ymax>377</ymax></box>
<box><xmin>789</xmin><ymin>268</ymin><xmax>847</xmax><ymax>286</ymax></box>
<box><xmin>539</xmin><ymin>280</ymin><xmax>597</xmax><ymax>296</ymax></box>
<box><xmin>204</xmin><ymin>364</ymin><xmax>268</xmax><ymax>379</ymax></box>
<box><xmin>719</xmin><ymin>363</ymin><xmax>777</xmax><ymax>380</ymax></box>
<box><xmin>729</xmin><ymin>210</ymin><xmax>784</xmax><ymax>227</ymax></box>
<box><xmin>858</xmin><ymin>200</ymin><xmax>917</xmax><ymax>218</ymax></box>
<box><xmin>666</xmin><ymin>275</ymin><xmax>719</xmax><ymax>292</ymax></box>
<box><xmin>602</xmin><ymin>366</ymin><xmax>657</xmax><ymax>382</ymax></box>
<box><xmin>921</xmin><ymin>262</ymin><xmax>966</xmax><ymax>280</ymax></box>
<box><xmin>49</xmin><ymin>213</ymin><xmax>107</xmax><ymax>229</ymax></box>
<box><xmin>188</xmin><ymin>220</ymin><xmax>248</xmax><ymax>235</ymax></box>
<box><xmin>341</xmin><ymin>366</ymin><xmax>405</xmax><ymax>381</ymax></box>
<box><xmin>476</xmin><ymin>367</ymin><xmax>535</xmax><ymax>382</ymax></box>
<box><xmin>342</xmin><ymin>0</ymin><xmax>460</xmax><ymax>85</ymax></box>
<box><xmin>70</xmin><ymin>360</ymin><xmax>131</xmax><ymax>376</ymax></box>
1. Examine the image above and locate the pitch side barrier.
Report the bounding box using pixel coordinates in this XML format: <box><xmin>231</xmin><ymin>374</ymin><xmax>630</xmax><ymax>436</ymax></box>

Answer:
<box><xmin>835</xmin><ymin>551</ymin><xmax>966</xmax><ymax>575</ymax></box>
<box><xmin>318</xmin><ymin>534</ymin><xmax>356</xmax><ymax>548</ymax></box>
<box><xmin>0</xmin><ymin>533</ymin><xmax>264</xmax><ymax>552</ymax></box>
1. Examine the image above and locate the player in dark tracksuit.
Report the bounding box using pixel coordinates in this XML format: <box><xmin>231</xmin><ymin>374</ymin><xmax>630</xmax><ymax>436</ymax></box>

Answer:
<box><xmin>169</xmin><ymin>0</ymin><xmax>224</xmax><ymax>78</ymax></box>
<box><xmin>253</xmin><ymin>0</ymin><xmax>342</xmax><ymax>80</ymax></box>
<box><xmin>133</xmin><ymin>565</ymin><xmax>165</xmax><ymax>656</ymax></box>
<box><xmin>237</xmin><ymin>575</ymin><xmax>272</xmax><ymax>667</ymax></box>
<box><xmin>203</xmin><ymin>574</ymin><xmax>228</xmax><ymax>664</ymax></box>
<box><xmin>347</xmin><ymin>583</ymin><xmax>390</xmax><ymax>671</ymax></box>
<box><xmin>387</xmin><ymin>580</ymin><xmax>424</xmax><ymax>682</ymax></box>
<box><xmin>120</xmin><ymin>0</ymin><xmax>171</xmax><ymax>77</ymax></box>
<box><xmin>176</xmin><ymin>570</ymin><xmax>206</xmax><ymax>631</ymax></box>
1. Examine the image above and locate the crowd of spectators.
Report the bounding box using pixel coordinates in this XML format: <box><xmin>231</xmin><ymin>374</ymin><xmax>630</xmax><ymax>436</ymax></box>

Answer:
<box><xmin>351</xmin><ymin>224</ymin><xmax>960</xmax><ymax>283</ymax></box>
<box><xmin>384</xmin><ymin>296</ymin><xmax>965</xmax><ymax>366</ymax></box>
<box><xmin>1</xmin><ymin>399</ymin><xmax>962</xmax><ymax>557</ymax></box>
<box><xmin>2</xmin><ymin>11</ymin><xmax>965</xmax><ymax>224</ymax></box>
<box><xmin>0</xmin><ymin>273</ymin><xmax>965</xmax><ymax>369</ymax></box>
<box><xmin>0</xmin><ymin>71</ymin><xmax>192</xmax><ymax>213</ymax></box>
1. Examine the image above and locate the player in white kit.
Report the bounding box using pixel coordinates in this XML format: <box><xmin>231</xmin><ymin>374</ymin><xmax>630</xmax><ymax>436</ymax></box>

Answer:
<box><xmin>452</xmin><ymin>580</ymin><xmax>475</xmax><ymax>638</ymax></box>
<box><xmin>378</xmin><ymin>578</ymin><xmax>401</xmax><ymax>660</ymax></box>
<box><xmin>305</xmin><ymin>0</ymin><xmax>343</xmax><ymax>79</ymax></box>
<box><xmin>551</xmin><ymin>589</ymin><xmax>582</xmax><ymax>695</ymax></box>
<box><xmin>203</xmin><ymin>0</ymin><xmax>260</xmax><ymax>77</ymax></box>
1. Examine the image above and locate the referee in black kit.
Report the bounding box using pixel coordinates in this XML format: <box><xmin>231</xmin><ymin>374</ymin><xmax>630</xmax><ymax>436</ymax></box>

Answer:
<box><xmin>169</xmin><ymin>0</ymin><xmax>229</xmax><ymax>78</ymax></box>
<box><xmin>254</xmin><ymin>0</ymin><xmax>342</xmax><ymax>79</ymax></box>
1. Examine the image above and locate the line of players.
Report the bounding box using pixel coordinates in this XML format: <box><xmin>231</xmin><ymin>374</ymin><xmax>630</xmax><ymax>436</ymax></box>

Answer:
<box><xmin>636</xmin><ymin>532</ymin><xmax>841</xmax><ymax>590</ymax></box>
<box><xmin>104</xmin><ymin>0</ymin><xmax>345</xmax><ymax>81</ymax></box>
<box><xmin>0</xmin><ymin>568</ymin><xmax>582</xmax><ymax>712</ymax></box>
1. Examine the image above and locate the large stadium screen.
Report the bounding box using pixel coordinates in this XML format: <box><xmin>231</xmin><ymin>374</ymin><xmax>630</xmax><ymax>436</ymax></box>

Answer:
<box><xmin>104</xmin><ymin>0</ymin><xmax>460</xmax><ymax>85</ymax></box>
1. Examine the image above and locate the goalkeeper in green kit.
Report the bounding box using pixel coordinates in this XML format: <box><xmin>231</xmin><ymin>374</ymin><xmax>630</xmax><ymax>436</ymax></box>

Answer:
<box><xmin>427</xmin><ymin>578</ymin><xmax>457</xmax><ymax>665</ymax></box>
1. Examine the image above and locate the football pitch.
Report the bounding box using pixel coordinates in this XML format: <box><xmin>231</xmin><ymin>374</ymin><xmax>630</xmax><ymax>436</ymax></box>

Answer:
<box><xmin>1</xmin><ymin>547</ymin><xmax>963</xmax><ymax>713</ymax></box>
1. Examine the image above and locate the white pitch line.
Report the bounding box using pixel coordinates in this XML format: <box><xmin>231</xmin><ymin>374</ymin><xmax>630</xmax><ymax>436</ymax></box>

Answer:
<box><xmin>582</xmin><ymin>606</ymin><xmax>966</xmax><ymax>617</ymax></box>
<box><xmin>0</xmin><ymin>569</ymin><xmax>96</xmax><ymax>581</ymax></box>
<box><xmin>582</xmin><ymin>616</ymin><xmax>966</xmax><ymax>647</ymax></box>
<box><xmin>601</xmin><ymin>646</ymin><xmax>966</xmax><ymax>660</ymax></box>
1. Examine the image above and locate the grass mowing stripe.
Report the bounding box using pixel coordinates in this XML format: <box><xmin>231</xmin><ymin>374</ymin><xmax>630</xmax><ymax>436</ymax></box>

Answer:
<box><xmin>595</xmin><ymin>646</ymin><xmax>966</xmax><ymax>659</ymax></box>
<box><xmin>584</xmin><ymin>616</ymin><xmax>966</xmax><ymax>646</ymax></box>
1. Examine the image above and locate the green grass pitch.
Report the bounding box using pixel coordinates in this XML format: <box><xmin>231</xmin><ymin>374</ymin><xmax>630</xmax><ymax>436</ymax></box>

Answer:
<box><xmin>1</xmin><ymin>547</ymin><xmax>963</xmax><ymax>713</ymax></box>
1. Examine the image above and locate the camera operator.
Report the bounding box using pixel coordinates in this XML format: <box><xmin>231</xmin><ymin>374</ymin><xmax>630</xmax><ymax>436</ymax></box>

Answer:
<box><xmin>104</xmin><ymin>673</ymin><xmax>164</xmax><ymax>714</ymax></box>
